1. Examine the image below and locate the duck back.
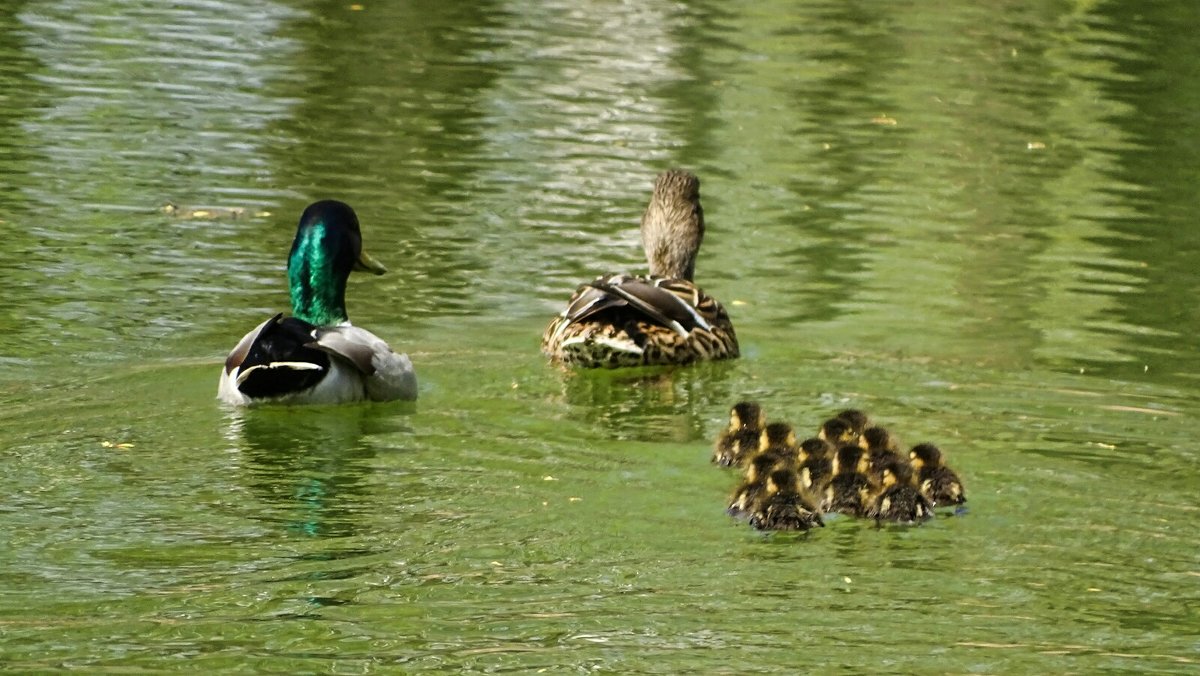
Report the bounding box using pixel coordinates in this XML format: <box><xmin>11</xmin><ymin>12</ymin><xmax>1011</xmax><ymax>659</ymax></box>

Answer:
<box><xmin>229</xmin><ymin>314</ymin><xmax>330</xmax><ymax>399</ymax></box>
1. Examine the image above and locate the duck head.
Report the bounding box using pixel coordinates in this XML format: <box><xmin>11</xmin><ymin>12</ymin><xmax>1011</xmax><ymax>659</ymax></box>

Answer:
<box><xmin>287</xmin><ymin>200</ymin><xmax>386</xmax><ymax>326</ymax></box>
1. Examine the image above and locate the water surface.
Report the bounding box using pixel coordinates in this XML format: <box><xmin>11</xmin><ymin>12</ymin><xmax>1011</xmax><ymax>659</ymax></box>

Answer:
<box><xmin>1</xmin><ymin>0</ymin><xmax>1198</xmax><ymax>672</ymax></box>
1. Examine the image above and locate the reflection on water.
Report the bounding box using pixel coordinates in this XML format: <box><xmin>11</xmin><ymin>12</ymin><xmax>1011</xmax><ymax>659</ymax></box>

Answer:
<box><xmin>1081</xmin><ymin>2</ymin><xmax>1200</xmax><ymax>383</ymax></box>
<box><xmin>1</xmin><ymin>1</ymin><xmax>299</xmax><ymax>374</ymax></box>
<box><xmin>1</xmin><ymin>0</ymin><xmax>1199</xmax><ymax>672</ymax></box>
<box><xmin>222</xmin><ymin>405</ymin><xmax>410</xmax><ymax>539</ymax></box>
<box><xmin>555</xmin><ymin>362</ymin><xmax>741</xmax><ymax>442</ymax></box>
<box><xmin>467</xmin><ymin>1</ymin><xmax>697</xmax><ymax>290</ymax></box>
<box><xmin>702</xmin><ymin>1</ymin><xmax>1168</xmax><ymax>377</ymax></box>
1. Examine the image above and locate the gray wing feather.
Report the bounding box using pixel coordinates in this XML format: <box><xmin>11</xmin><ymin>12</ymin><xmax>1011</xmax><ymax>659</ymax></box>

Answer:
<box><xmin>312</xmin><ymin>327</ymin><xmax>378</xmax><ymax>375</ymax></box>
<box><xmin>312</xmin><ymin>325</ymin><xmax>417</xmax><ymax>401</ymax></box>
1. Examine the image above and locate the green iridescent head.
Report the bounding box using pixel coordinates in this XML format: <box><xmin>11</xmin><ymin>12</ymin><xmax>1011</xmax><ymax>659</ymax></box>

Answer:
<box><xmin>287</xmin><ymin>200</ymin><xmax>387</xmax><ymax>326</ymax></box>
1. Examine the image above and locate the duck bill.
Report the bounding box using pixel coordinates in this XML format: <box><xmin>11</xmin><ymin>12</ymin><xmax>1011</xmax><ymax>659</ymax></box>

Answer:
<box><xmin>355</xmin><ymin>250</ymin><xmax>388</xmax><ymax>275</ymax></box>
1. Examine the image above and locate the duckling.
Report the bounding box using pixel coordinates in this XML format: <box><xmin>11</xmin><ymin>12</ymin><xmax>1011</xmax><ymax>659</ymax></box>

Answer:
<box><xmin>726</xmin><ymin>452</ymin><xmax>782</xmax><ymax>518</ymax></box>
<box><xmin>822</xmin><ymin>444</ymin><xmax>874</xmax><ymax>517</ymax></box>
<box><xmin>909</xmin><ymin>443</ymin><xmax>967</xmax><ymax>507</ymax></box>
<box><xmin>831</xmin><ymin>442</ymin><xmax>870</xmax><ymax>476</ymax></box>
<box><xmin>218</xmin><ymin>201</ymin><xmax>417</xmax><ymax>405</ymax></box>
<box><xmin>835</xmin><ymin>409</ymin><xmax>871</xmax><ymax>439</ymax></box>
<box><xmin>862</xmin><ymin>426</ymin><xmax>906</xmax><ymax>485</ymax></box>
<box><xmin>748</xmin><ymin>468</ymin><xmax>824</xmax><ymax>532</ymax></box>
<box><xmin>797</xmin><ymin>437</ymin><xmax>834</xmax><ymax>495</ymax></box>
<box><xmin>756</xmin><ymin>421</ymin><xmax>802</xmax><ymax>468</ymax></box>
<box><xmin>542</xmin><ymin>170</ymin><xmax>739</xmax><ymax>368</ymax></box>
<box><xmin>818</xmin><ymin>417</ymin><xmax>860</xmax><ymax>446</ymax></box>
<box><xmin>711</xmin><ymin>401</ymin><xmax>766</xmax><ymax>467</ymax></box>
<box><xmin>862</xmin><ymin>426</ymin><xmax>898</xmax><ymax>453</ymax></box>
<box><xmin>867</xmin><ymin>455</ymin><xmax>934</xmax><ymax>525</ymax></box>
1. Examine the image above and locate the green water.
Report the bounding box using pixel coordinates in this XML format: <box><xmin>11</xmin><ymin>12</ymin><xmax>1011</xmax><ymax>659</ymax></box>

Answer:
<box><xmin>2</xmin><ymin>0</ymin><xmax>1198</xmax><ymax>672</ymax></box>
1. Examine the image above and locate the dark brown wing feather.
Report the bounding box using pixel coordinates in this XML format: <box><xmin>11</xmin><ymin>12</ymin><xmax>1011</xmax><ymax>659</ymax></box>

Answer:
<box><xmin>543</xmin><ymin>273</ymin><xmax>738</xmax><ymax>367</ymax></box>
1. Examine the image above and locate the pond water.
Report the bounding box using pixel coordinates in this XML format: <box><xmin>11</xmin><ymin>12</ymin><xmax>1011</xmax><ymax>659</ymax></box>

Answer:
<box><xmin>1</xmin><ymin>0</ymin><xmax>1198</xmax><ymax>672</ymax></box>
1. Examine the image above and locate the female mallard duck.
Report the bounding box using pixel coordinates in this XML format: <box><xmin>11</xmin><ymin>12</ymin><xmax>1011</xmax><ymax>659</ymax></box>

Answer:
<box><xmin>867</xmin><ymin>455</ymin><xmax>934</xmax><ymax>525</ymax></box>
<box><xmin>712</xmin><ymin>401</ymin><xmax>766</xmax><ymax>467</ymax></box>
<box><xmin>748</xmin><ymin>468</ymin><xmax>824</xmax><ymax>532</ymax></box>
<box><xmin>909</xmin><ymin>443</ymin><xmax>967</xmax><ymax>507</ymax></box>
<box><xmin>218</xmin><ymin>200</ymin><xmax>418</xmax><ymax>405</ymax></box>
<box><xmin>541</xmin><ymin>170</ymin><xmax>739</xmax><ymax>368</ymax></box>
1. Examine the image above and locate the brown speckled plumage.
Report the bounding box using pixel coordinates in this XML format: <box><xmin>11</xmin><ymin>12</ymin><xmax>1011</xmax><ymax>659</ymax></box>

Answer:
<box><xmin>542</xmin><ymin>170</ymin><xmax>738</xmax><ymax>368</ymax></box>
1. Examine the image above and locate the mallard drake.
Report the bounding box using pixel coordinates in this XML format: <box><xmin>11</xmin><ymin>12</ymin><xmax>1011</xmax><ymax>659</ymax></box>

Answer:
<box><xmin>218</xmin><ymin>200</ymin><xmax>418</xmax><ymax>406</ymax></box>
<box><xmin>748</xmin><ymin>468</ymin><xmax>824</xmax><ymax>532</ymax></box>
<box><xmin>712</xmin><ymin>401</ymin><xmax>766</xmax><ymax>467</ymax></box>
<box><xmin>822</xmin><ymin>444</ymin><xmax>873</xmax><ymax>517</ymax></box>
<box><xmin>541</xmin><ymin>170</ymin><xmax>739</xmax><ymax>368</ymax></box>
<box><xmin>867</xmin><ymin>455</ymin><xmax>934</xmax><ymax>524</ymax></box>
<box><xmin>909</xmin><ymin>443</ymin><xmax>967</xmax><ymax>507</ymax></box>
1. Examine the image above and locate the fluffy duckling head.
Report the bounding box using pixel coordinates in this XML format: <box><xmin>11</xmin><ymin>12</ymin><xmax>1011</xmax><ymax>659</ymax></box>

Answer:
<box><xmin>798</xmin><ymin>437</ymin><xmax>834</xmax><ymax>463</ymax></box>
<box><xmin>728</xmin><ymin>401</ymin><xmax>766</xmax><ymax>433</ymax></box>
<box><xmin>765</xmin><ymin>468</ymin><xmax>800</xmax><ymax>496</ymax></box>
<box><xmin>862</xmin><ymin>426</ymin><xmax>898</xmax><ymax>453</ymax></box>
<box><xmin>743</xmin><ymin>451</ymin><xmax>782</xmax><ymax>483</ymax></box>
<box><xmin>875</xmin><ymin>454</ymin><xmax>915</xmax><ymax>487</ymax></box>
<box><xmin>832</xmin><ymin>443</ymin><xmax>868</xmax><ymax>476</ymax></box>
<box><xmin>759</xmin><ymin>421</ymin><xmax>798</xmax><ymax>452</ymax></box>
<box><xmin>835</xmin><ymin>409</ymin><xmax>871</xmax><ymax>437</ymax></box>
<box><xmin>818</xmin><ymin>417</ymin><xmax>858</xmax><ymax>445</ymax></box>
<box><xmin>909</xmin><ymin>443</ymin><xmax>945</xmax><ymax>471</ymax></box>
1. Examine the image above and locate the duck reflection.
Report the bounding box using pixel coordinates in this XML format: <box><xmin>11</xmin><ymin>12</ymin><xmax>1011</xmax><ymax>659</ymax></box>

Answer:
<box><xmin>556</xmin><ymin>362</ymin><xmax>737</xmax><ymax>442</ymax></box>
<box><xmin>221</xmin><ymin>405</ymin><xmax>412</xmax><ymax>537</ymax></box>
